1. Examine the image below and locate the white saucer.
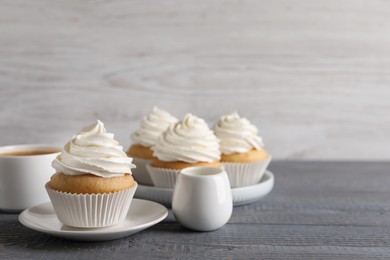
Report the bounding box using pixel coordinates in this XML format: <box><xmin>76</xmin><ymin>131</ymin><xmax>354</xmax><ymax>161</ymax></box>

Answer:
<box><xmin>135</xmin><ymin>171</ymin><xmax>274</xmax><ymax>207</ymax></box>
<box><xmin>18</xmin><ymin>199</ymin><xmax>168</xmax><ymax>241</ymax></box>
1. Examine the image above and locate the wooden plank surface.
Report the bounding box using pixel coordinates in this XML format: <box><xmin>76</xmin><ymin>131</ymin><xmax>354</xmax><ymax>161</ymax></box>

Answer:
<box><xmin>0</xmin><ymin>0</ymin><xmax>389</xmax><ymax>160</ymax></box>
<box><xmin>1</xmin><ymin>161</ymin><xmax>390</xmax><ymax>259</ymax></box>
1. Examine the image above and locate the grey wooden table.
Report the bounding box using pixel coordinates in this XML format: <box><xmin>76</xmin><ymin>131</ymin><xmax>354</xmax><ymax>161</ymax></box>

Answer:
<box><xmin>1</xmin><ymin>161</ymin><xmax>389</xmax><ymax>259</ymax></box>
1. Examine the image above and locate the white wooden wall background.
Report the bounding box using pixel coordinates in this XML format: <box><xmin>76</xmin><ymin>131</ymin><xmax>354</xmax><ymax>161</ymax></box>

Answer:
<box><xmin>0</xmin><ymin>0</ymin><xmax>389</xmax><ymax>160</ymax></box>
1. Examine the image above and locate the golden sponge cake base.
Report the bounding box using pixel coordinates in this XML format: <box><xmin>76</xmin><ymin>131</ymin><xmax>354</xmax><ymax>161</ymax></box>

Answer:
<box><xmin>151</xmin><ymin>157</ymin><xmax>221</xmax><ymax>170</ymax></box>
<box><xmin>127</xmin><ymin>144</ymin><xmax>154</xmax><ymax>160</ymax></box>
<box><xmin>48</xmin><ymin>172</ymin><xmax>136</xmax><ymax>194</ymax></box>
<box><xmin>221</xmin><ymin>149</ymin><xmax>269</xmax><ymax>163</ymax></box>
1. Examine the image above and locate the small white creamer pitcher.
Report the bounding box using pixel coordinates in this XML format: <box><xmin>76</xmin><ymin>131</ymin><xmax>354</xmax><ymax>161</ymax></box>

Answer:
<box><xmin>172</xmin><ymin>166</ymin><xmax>233</xmax><ymax>231</ymax></box>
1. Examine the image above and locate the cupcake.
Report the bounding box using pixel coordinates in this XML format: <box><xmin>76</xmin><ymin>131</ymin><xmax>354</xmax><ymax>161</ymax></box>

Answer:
<box><xmin>214</xmin><ymin>112</ymin><xmax>271</xmax><ymax>188</ymax></box>
<box><xmin>46</xmin><ymin>120</ymin><xmax>137</xmax><ymax>228</ymax></box>
<box><xmin>147</xmin><ymin>114</ymin><xmax>221</xmax><ymax>188</ymax></box>
<box><xmin>127</xmin><ymin>107</ymin><xmax>177</xmax><ymax>186</ymax></box>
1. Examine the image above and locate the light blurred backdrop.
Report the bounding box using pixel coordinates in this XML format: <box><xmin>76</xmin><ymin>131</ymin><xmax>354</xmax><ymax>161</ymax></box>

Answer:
<box><xmin>0</xmin><ymin>0</ymin><xmax>389</xmax><ymax>160</ymax></box>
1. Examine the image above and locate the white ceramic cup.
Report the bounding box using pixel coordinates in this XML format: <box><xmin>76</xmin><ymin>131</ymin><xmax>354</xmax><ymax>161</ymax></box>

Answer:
<box><xmin>0</xmin><ymin>144</ymin><xmax>61</xmax><ymax>212</ymax></box>
<box><xmin>172</xmin><ymin>166</ymin><xmax>233</xmax><ymax>231</ymax></box>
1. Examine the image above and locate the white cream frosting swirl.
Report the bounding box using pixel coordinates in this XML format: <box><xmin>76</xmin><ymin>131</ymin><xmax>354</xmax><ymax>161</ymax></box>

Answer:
<box><xmin>131</xmin><ymin>107</ymin><xmax>178</xmax><ymax>147</ymax></box>
<box><xmin>152</xmin><ymin>114</ymin><xmax>221</xmax><ymax>163</ymax></box>
<box><xmin>52</xmin><ymin>120</ymin><xmax>135</xmax><ymax>178</ymax></box>
<box><xmin>214</xmin><ymin>112</ymin><xmax>264</xmax><ymax>155</ymax></box>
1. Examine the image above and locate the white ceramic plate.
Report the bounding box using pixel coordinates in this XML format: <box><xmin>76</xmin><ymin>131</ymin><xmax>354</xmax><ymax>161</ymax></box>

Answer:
<box><xmin>135</xmin><ymin>171</ymin><xmax>274</xmax><ymax>207</ymax></box>
<box><xmin>18</xmin><ymin>199</ymin><xmax>168</xmax><ymax>241</ymax></box>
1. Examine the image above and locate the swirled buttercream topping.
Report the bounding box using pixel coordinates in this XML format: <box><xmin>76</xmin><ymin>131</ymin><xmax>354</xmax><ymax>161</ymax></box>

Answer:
<box><xmin>152</xmin><ymin>114</ymin><xmax>221</xmax><ymax>163</ymax></box>
<box><xmin>214</xmin><ymin>112</ymin><xmax>264</xmax><ymax>155</ymax></box>
<box><xmin>52</xmin><ymin>120</ymin><xmax>135</xmax><ymax>178</ymax></box>
<box><xmin>131</xmin><ymin>107</ymin><xmax>178</xmax><ymax>147</ymax></box>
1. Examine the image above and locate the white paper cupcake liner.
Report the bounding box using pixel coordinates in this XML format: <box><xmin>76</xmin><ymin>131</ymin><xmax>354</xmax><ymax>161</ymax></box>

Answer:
<box><xmin>45</xmin><ymin>182</ymin><xmax>137</xmax><ymax>228</ymax></box>
<box><xmin>131</xmin><ymin>158</ymin><xmax>154</xmax><ymax>186</ymax></box>
<box><xmin>146</xmin><ymin>164</ymin><xmax>181</xmax><ymax>189</ymax></box>
<box><xmin>222</xmin><ymin>156</ymin><xmax>272</xmax><ymax>188</ymax></box>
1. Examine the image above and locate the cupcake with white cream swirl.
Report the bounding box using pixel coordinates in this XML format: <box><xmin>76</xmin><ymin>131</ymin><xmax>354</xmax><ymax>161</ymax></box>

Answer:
<box><xmin>214</xmin><ymin>112</ymin><xmax>271</xmax><ymax>187</ymax></box>
<box><xmin>147</xmin><ymin>114</ymin><xmax>221</xmax><ymax>188</ymax></box>
<box><xmin>46</xmin><ymin>120</ymin><xmax>137</xmax><ymax>228</ymax></box>
<box><xmin>127</xmin><ymin>107</ymin><xmax>177</xmax><ymax>185</ymax></box>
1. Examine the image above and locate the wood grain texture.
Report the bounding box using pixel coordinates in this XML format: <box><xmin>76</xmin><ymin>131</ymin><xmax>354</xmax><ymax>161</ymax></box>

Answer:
<box><xmin>0</xmin><ymin>1</ymin><xmax>389</xmax><ymax>159</ymax></box>
<box><xmin>1</xmin><ymin>161</ymin><xmax>390</xmax><ymax>259</ymax></box>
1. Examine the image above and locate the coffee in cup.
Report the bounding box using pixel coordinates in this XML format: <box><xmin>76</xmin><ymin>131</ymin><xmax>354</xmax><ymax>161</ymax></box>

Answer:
<box><xmin>0</xmin><ymin>144</ymin><xmax>61</xmax><ymax>212</ymax></box>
